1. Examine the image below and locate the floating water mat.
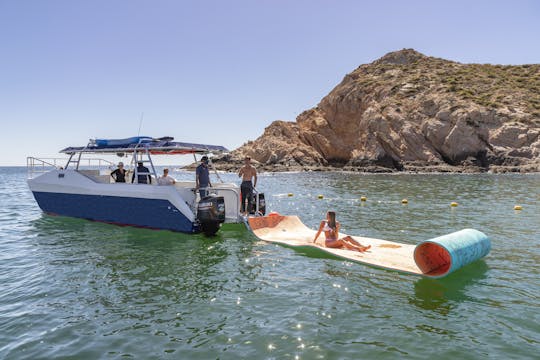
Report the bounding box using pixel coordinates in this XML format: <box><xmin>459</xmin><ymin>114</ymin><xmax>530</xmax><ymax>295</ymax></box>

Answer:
<box><xmin>247</xmin><ymin>214</ymin><xmax>490</xmax><ymax>278</ymax></box>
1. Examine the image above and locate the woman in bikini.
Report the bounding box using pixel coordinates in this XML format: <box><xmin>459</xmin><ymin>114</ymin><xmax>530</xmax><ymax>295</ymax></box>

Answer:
<box><xmin>312</xmin><ymin>211</ymin><xmax>371</xmax><ymax>252</ymax></box>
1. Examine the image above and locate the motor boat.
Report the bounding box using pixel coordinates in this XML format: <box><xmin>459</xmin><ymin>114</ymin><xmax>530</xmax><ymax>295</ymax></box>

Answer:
<box><xmin>27</xmin><ymin>136</ymin><xmax>265</xmax><ymax>235</ymax></box>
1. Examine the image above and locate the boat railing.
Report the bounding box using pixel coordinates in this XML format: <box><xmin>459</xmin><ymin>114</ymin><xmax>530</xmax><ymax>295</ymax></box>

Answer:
<box><xmin>27</xmin><ymin>156</ymin><xmax>116</xmax><ymax>179</ymax></box>
<box><xmin>74</xmin><ymin>158</ymin><xmax>116</xmax><ymax>170</ymax></box>
<box><xmin>27</xmin><ymin>157</ymin><xmax>65</xmax><ymax>179</ymax></box>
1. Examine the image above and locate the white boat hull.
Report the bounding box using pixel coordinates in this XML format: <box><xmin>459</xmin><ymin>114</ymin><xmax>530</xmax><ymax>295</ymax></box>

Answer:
<box><xmin>28</xmin><ymin>169</ymin><xmax>241</xmax><ymax>233</ymax></box>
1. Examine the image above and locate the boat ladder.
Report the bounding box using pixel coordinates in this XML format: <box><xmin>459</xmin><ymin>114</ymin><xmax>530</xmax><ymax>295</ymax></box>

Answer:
<box><xmin>131</xmin><ymin>142</ymin><xmax>158</xmax><ymax>183</ymax></box>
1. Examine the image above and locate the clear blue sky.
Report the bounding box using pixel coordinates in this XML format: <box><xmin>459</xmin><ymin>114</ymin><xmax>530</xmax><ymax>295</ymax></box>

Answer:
<box><xmin>1</xmin><ymin>0</ymin><xmax>539</xmax><ymax>165</ymax></box>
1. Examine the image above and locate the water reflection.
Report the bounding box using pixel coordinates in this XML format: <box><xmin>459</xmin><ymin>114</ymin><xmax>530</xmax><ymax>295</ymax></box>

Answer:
<box><xmin>410</xmin><ymin>261</ymin><xmax>489</xmax><ymax>314</ymax></box>
<box><xmin>29</xmin><ymin>214</ymin><xmax>256</xmax><ymax>305</ymax></box>
<box><xmin>22</xmin><ymin>214</ymin><xmax>268</xmax><ymax>357</ymax></box>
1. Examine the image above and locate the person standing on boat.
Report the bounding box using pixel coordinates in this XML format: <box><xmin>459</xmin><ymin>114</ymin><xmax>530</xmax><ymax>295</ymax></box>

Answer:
<box><xmin>238</xmin><ymin>156</ymin><xmax>257</xmax><ymax>215</ymax></box>
<box><xmin>110</xmin><ymin>162</ymin><xmax>126</xmax><ymax>183</ymax></box>
<box><xmin>196</xmin><ymin>156</ymin><xmax>212</xmax><ymax>198</ymax></box>
<box><xmin>157</xmin><ymin>168</ymin><xmax>176</xmax><ymax>185</ymax></box>
<box><xmin>132</xmin><ymin>161</ymin><xmax>152</xmax><ymax>184</ymax></box>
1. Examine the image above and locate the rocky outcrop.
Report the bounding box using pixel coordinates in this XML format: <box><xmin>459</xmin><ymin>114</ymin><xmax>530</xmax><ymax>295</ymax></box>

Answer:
<box><xmin>214</xmin><ymin>49</ymin><xmax>540</xmax><ymax>173</ymax></box>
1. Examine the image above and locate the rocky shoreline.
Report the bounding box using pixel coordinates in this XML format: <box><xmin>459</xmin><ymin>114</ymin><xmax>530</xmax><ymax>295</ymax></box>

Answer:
<box><xmin>209</xmin><ymin>157</ymin><xmax>539</xmax><ymax>174</ymax></box>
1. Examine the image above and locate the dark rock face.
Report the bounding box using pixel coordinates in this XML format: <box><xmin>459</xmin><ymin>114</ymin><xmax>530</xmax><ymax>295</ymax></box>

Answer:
<box><xmin>215</xmin><ymin>49</ymin><xmax>540</xmax><ymax>173</ymax></box>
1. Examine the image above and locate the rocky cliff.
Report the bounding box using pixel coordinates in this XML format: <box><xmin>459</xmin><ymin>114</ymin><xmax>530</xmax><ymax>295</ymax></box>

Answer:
<box><xmin>214</xmin><ymin>49</ymin><xmax>540</xmax><ymax>172</ymax></box>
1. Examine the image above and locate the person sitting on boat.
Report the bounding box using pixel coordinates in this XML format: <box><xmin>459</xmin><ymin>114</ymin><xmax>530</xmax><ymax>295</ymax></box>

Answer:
<box><xmin>196</xmin><ymin>156</ymin><xmax>212</xmax><ymax>198</ymax></box>
<box><xmin>313</xmin><ymin>211</ymin><xmax>371</xmax><ymax>252</ymax></box>
<box><xmin>157</xmin><ymin>168</ymin><xmax>176</xmax><ymax>185</ymax></box>
<box><xmin>132</xmin><ymin>161</ymin><xmax>152</xmax><ymax>184</ymax></box>
<box><xmin>110</xmin><ymin>162</ymin><xmax>126</xmax><ymax>183</ymax></box>
<box><xmin>238</xmin><ymin>156</ymin><xmax>257</xmax><ymax>215</ymax></box>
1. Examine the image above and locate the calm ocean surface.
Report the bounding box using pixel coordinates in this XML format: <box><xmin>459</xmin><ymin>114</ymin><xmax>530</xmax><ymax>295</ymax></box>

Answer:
<box><xmin>0</xmin><ymin>166</ymin><xmax>538</xmax><ymax>359</ymax></box>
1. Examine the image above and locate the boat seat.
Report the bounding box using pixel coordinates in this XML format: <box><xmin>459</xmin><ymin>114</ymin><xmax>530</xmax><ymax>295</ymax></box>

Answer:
<box><xmin>78</xmin><ymin>170</ymin><xmax>112</xmax><ymax>183</ymax></box>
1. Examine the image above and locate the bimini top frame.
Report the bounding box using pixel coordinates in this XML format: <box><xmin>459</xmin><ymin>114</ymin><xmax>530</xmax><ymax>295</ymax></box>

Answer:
<box><xmin>58</xmin><ymin>136</ymin><xmax>229</xmax><ymax>183</ymax></box>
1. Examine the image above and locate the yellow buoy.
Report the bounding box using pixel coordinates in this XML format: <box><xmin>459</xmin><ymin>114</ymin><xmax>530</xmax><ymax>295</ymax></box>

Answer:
<box><xmin>514</xmin><ymin>205</ymin><xmax>523</xmax><ymax>211</ymax></box>
<box><xmin>317</xmin><ymin>195</ymin><xmax>324</xmax><ymax>199</ymax></box>
<box><xmin>360</xmin><ymin>196</ymin><xmax>367</xmax><ymax>202</ymax></box>
<box><xmin>401</xmin><ymin>199</ymin><xmax>408</xmax><ymax>204</ymax></box>
<box><xmin>450</xmin><ymin>202</ymin><xmax>458</xmax><ymax>207</ymax></box>
<box><xmin>287</xmin><ymin>193</ymin><xmax>293</xmax><ymax>197</ymax></box>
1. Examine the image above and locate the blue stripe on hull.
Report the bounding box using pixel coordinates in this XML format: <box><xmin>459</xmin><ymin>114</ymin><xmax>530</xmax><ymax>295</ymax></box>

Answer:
<box><xmin>32</xmin><ymin>191</ymin><xmax>197</xmax><ymax>233</ymax></box>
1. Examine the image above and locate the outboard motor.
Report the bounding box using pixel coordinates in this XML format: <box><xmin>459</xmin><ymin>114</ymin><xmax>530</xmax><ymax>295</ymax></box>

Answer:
<box><xmin>197</xmin><ymin>194</ymin><xmax>226</xmax><ymax>236</ymax></box>
<box><xmin>249</xmin><ymin>192</ymin><xmax>266</xmax><ymax>216</ymax></box>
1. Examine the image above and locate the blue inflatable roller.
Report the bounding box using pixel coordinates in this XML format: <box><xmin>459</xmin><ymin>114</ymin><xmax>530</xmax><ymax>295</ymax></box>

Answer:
<box><xmin>413</xmin><ymin>229</ymin><xmax>491</xmax><ymax>278</ymax></box>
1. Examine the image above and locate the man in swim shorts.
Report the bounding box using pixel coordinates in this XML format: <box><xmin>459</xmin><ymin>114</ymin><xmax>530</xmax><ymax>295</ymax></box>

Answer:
<box><xmin>238</xmin><ymin>156</ymin><xmax>257</xmax><ymax>215</ymax></box>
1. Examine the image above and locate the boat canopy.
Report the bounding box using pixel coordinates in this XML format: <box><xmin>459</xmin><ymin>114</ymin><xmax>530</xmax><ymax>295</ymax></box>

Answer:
<box><xmin>60</xmin><ymin>136</ymin><xmax>229</xmax><ymax>155</ymax></box>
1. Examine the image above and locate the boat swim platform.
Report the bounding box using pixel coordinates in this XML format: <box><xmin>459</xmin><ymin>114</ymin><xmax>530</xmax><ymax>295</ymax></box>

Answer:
<box><xmin>247</xmin><ymin>214</ymin><xmax>491</xmax><ymax>278</ymax></box>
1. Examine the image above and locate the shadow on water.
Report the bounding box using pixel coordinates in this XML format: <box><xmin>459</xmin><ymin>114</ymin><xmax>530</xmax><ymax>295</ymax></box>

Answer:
<box><xmin>278</xmin><ymin>243</ymin><xmax>345</xmax><ymax>261</ymax></box>
<box><xmin>410</xmin><ymin>260</ymin><xmax>489</xmax><ymax>314</ymax></box>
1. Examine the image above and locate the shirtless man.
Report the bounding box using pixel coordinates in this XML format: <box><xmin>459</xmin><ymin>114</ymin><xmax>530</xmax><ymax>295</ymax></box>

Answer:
<box><xmin>238</xmin><ymin>156</ymin><xmax>257</xmax><ymax>215</ymax></box>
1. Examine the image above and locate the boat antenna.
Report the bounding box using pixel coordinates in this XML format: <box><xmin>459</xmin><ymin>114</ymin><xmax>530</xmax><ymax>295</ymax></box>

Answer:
<box><xmin>137</xmin><ymin>112</ymin><xmax>144</xmax><ymax>136</ymax></box>
<box><xmin>207</xmin><ymin>152</ymin><xmax>224</xmax><ymax>183</ymax></box>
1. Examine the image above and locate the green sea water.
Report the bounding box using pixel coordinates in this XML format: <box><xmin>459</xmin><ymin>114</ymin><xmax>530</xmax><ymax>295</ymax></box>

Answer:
<box><xmin>0</xmin><ymin>167</ymin><xmax>538</xmax><ymax>359</ymax></box>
